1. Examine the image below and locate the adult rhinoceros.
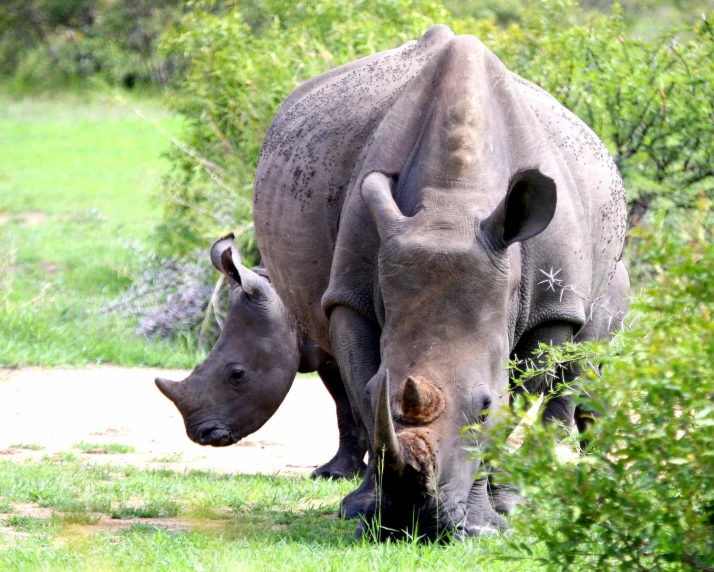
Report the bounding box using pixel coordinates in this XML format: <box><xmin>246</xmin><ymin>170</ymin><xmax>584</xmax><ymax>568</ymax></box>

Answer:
<box><xmin>254</xmin><ymin>25</ymin><xmax>629</xmax><ymax>540</ymax></box>
<box><xmin>155</xmin><ymin>233</ymin><xmax>367</xmax><ymax>480</ymax></box>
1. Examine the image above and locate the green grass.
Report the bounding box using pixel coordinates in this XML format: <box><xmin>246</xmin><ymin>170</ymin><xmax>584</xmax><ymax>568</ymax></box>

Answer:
<box><xmin>110</xmin><ymin>500</ymin><xmax>180</xmax><ymax>520</ymax></box>
<box><xmin>0</xmin><ymin>92</ymin><xmax>204</xmax><ymax>368</ymax></box>
<box><xmin>8</xmin><ymin>444</ymin><xmax>44</xmax><ymax>451</ymax></box>
<box><xmin>73</xmin><ymin>442</ymin><xmax>136</xmax><ymax>455</ymax></box>
<box><xmin>0</xmin><ymin>459</ymin><xmax>538</xmax><ymax>571</ymax></box>
<box><xmin>152</xmin><ymin>453</ymin><xmax>182</xmax><ymax>463</ymax></box>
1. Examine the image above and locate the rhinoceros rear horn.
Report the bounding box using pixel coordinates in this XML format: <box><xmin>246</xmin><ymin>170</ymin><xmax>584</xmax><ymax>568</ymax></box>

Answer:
<box><xmin>396</xmin><ymin>376</ymin><xmax>446</xmax><ymax>425</ymax></box>
<box><xmin>361</xmin><ymin>171</ymin><xmax>404</xmax><ymax>240</ymax></box>
<box><xmin>486</xmin><ymin>169</ymin><xmax>557</xmax><ymax>248</ymax></box>
<box><xmin>374</xmin><ymin>370</ymin><xmax>404</xmax><ymax>473</ymax></box>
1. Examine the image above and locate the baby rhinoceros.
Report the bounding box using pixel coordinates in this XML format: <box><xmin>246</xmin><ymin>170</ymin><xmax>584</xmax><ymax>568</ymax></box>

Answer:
<box><xmin>155</xmin><ymin>233</ymin><xmax>367</xmax><ymax>479</ymax></box>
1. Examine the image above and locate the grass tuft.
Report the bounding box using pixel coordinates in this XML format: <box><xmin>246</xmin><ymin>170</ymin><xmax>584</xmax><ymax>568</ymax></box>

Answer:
<box><xmin>73</xmin><ymin>442</ymin><xmax>135</xmax><ymax>455</ymax></box>
<box><xmin>110</xmin><ymin>501</ymin><xmax>180</xmax><ymax>520</ymax></box>
<box><xmin>8</xmin><ymin>443</ymin><xmax>44</xmax><ymax>451</ymax></box>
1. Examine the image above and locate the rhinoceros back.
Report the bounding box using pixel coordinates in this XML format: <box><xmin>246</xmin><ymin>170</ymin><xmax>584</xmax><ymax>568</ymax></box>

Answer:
<box><xmin>254</xmin><ymin>25</ymin><xmax>456</xmax><ymax>351</ymax></box>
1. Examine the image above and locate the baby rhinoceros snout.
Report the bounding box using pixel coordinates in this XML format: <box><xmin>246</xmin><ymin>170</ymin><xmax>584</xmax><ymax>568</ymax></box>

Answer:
<box><xmin>194</xmin><ymin>425</ymin><xmax>234</xmax><ymax>447</ymax></box>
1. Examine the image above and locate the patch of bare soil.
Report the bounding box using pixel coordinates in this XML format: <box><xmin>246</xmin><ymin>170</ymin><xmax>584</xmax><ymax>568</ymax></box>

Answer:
<box><xmin>0</xmin><ymin>366</ymin><xmax>341</xmax><ymax>475</ymax></box>
<box><xmin>0</xmin><ymin>212</ymin><xmax>47</xmax><ymax>227</ymax></box>
<box><xmin>3</xmin><ymin>503</ymin><xmax>54</xmax><ymax>520</ymax></box>
<box><xmin>0</xmin><ymin>501</ymin><xmax>214</xmax><ymax>541</ymax></box>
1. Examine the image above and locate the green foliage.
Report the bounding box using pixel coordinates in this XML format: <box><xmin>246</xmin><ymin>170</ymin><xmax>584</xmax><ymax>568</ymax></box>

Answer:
<box><xmin>487</xmin><ymin>210</ymin><xmax>714</xmax><ymax>570</ymax></box>
<box><xmin>159</xmin><ymin>1</ymin><xmax>714</xmax><ymax>258</ymax></box>
<box><xmin>490</xmin><ymin>5</ymin><xmax>714</xmax><ymax>223</ymax></box>
<box><xmin>158</xmin><ymin>0</ymin><xmax>476</xmax><ymax>259</ymax></box>
<box><xmin>0</xmin><ymin>0</ymin><xmax>185</xmax><ymax>93</ymax></box>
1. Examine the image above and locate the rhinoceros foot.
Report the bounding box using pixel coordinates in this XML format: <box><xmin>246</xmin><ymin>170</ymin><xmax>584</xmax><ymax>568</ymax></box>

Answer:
<box><xmin>312</xmin><ymin>450</ymin><xmax>367</xmax><ymax>480</ymax></box>
<box><xmin>339</xmin><ymin>470</ymin><xmax>376</xmax><ymax>519</ymax></box>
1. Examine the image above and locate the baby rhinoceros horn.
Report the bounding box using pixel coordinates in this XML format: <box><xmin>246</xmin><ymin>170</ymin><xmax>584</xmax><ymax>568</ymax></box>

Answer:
<box><xmin>394</xmin><ymin>376</ymin><xmax>445</xmax><ymax>425</ymax></box>
<box><xmin>155</xmin><ymin>377</ymin><xmax>183</xmax><ymax>406</ymax></box>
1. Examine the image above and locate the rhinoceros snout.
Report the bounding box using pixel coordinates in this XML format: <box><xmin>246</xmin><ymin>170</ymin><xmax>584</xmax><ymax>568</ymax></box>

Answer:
<box><xmin>193</xmin><ymin>425</ymin><xmax>235</xmax><ymax>447</ymax></box>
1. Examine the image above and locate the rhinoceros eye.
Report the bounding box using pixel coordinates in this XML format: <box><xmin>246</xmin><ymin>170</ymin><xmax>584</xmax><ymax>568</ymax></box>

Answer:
<box><xmin>225</xmin><ymin>364</ymin><xmax>248</xmax><ymax>387</ymax></box>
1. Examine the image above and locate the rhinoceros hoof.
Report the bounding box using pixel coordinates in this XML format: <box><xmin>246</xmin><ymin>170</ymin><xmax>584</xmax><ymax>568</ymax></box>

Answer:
<box><xmin>458</xmin><ymin>513</ymin><xmax>509</xmax><ymax>539</ymax></box>
<box><xmin>476</xmin><ymin>510</ymin><xmax>508</xmax><ymax>532</ymax></box>
<box><xmin>339</xmin><ymin>482</ymin><xmax>375</xmax><ymax>520</ymax></box>
<box><xmin>311</xmin><ymin>452</ymin><xmax>367</xmax><ymax>481</ymax></box>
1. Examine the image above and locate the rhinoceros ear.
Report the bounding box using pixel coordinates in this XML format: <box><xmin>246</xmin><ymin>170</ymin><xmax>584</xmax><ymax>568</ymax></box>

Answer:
<box><xmin>218</xmin><ymin>247</ymin><xmax>269</xmax><ymax>299</ymax></box>
<box><xmin>361</xmin><ymin>171</ymin><xmax>405</xmax><ymax>240</ymax></box>
<box><xmin>211</xmin><ymin>234</ymin><xmax>268</xmax><ymax>298</ymax></box>
<box><xmin>485</xmin><ymin>169</ymin><xmax>557</xmax><ymax>248</ymax></box>
<box><xmin>210</xmin><ymin>232</ymin><xmax>240</xmax><ymax>274</ymax></box>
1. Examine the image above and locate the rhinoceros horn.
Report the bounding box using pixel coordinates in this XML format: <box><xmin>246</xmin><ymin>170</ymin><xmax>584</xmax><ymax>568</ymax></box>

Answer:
<box><xmin>396</xmin><ymin>376</ymin><xmax>446</xmax><ymax>425</ymax></box>
<box><xmin>374</xmin><ymin>370</ymin><xmax>404</xmax><ymax>472</ymax></box>
<box><xmin>155</xmin><ymin>377</ymin><xmax>184</xmax><ymax>406</ymax></box>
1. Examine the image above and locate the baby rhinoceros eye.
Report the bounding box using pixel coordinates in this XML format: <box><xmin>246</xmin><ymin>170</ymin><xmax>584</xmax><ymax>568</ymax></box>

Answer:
<box><xmin>225</xmin><ymin>364</ymin><xmax>248</xmax><ymax>387</ymax></box>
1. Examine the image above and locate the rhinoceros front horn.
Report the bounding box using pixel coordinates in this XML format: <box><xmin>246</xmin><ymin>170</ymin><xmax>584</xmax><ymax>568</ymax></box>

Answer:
<box><xmin>155</xmin><ymin>377</ymin><xmax>182</xmax><ymax>405</ymax></box>
<box><xmin>374</xmin><ymin>370</ymin><xmax>404</xmax><ymax>473</ymax></box>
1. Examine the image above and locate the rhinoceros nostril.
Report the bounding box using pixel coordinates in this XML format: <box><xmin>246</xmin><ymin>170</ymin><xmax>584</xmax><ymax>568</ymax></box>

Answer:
<box><xmin>197</xmin><ymin>427</ymin><xmax>233</xmax><ymax>447</ymax></box>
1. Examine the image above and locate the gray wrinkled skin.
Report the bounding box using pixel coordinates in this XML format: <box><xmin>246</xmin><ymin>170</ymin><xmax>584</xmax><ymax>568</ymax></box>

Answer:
<box><xmin>155</xmin><ymin>234</ymin><xmax>367</xmax><ymax>480</ymax></box>
<box><xmin>254</xmin><ymin>26</ymin><xmax>629</xmax><ymax>540</ymax></box>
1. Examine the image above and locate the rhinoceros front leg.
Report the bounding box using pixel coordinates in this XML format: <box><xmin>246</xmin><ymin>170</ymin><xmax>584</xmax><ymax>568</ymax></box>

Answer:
<box><xmin>312</xmin><ymin>358</ymin><xmax>368</xmax><ymax>480</ymax></box>
<box><xmin>512</xmin><ymin>321</ymin><xmax>581</xmax><ymax>425</ymax></box>
<box><xmin>463</xmin><ymin>476</ymin><xmax>509</xmax><ymax>537</ymax></box>
<box><xmin>329</xmin><ymin>305</ymin><xmax>382</xmax><ymax>519</ymax></box>
<box><xmin>479</xmin><ymin>322</ymin><xmax>580</xmax><ymax>519</ymax></box>
<box><xmin>571</xmin><ymin>260</ymin><xmax>630</xmax><ymax>450</ymax></box>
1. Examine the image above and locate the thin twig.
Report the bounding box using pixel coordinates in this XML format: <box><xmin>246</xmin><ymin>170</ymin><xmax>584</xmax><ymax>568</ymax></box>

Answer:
<box><xmin>198</xmin><ymin>274</ymin><xmax>225</xmax><ymax>347</ymax></box>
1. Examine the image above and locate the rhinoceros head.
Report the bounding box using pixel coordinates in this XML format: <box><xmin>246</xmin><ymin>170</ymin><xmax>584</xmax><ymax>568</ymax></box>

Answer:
<box><xmin>361</xmin><ymin>170</ymin><xmax>556</xmax><ymax>539</ymax></box>
<box><xmin>155</xmin><ymin>234</ymin><xmax>301</xmax><ymax>447</ymax></box>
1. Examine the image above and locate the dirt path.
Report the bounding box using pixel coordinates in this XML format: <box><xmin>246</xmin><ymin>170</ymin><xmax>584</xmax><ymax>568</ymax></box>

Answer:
<box><xmin>0</xmin><ymin>367</ymin><xmax>340</xmax><ymax>475</ymax></box>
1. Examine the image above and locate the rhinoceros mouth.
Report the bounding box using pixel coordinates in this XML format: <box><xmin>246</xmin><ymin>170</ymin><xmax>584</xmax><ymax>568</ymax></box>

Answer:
<box><xmin>187</xmin><ymin>421</ymin><xmax>241</xmax><ymax>447</ymax></box>
<box><xmin>361</xmin><ymin>493</ymin><xmax>469</xmax><ymax>542</ymax></box>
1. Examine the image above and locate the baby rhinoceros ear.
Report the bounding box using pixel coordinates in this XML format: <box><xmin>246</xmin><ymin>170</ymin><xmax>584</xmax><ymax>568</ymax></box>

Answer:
<box><xmin>209</xmin><ymin>233</ymin><xmax>268</xmax><ymax>299</ymax></box>
<box><xmin>210</xmin><ymin>232</ymin><xmax>241</xmax><ymax>280</ymax></box>
<box><xmin>484</xmin><ymin>169</ymin><xmax>557</xmax><ymax>248</ymax></box>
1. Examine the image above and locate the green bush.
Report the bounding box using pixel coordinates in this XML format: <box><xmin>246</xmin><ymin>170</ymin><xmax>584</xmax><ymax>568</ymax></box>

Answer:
<box><xmin>487</xmin><ymin>207</ymin><xmax>714</xmax><ymax>570</ymax></box>
<box><xmin>157</xmin><ymin>2</ymin><xmax>714</xmax><ymax>260</ymax></box>
<box><xmin>158</xmin><ymin>0</ymin><xmax>484</xmax><ymax>259</ymax></box>
<box><xmin>491</xmin><ymin>5</ymin><xmax>714</xmax><ymax>225</ymax></box>
<box><xmin>0</xmin><ymin>0</ymin><xmax>185</xmax><ymax>93</ymax></box>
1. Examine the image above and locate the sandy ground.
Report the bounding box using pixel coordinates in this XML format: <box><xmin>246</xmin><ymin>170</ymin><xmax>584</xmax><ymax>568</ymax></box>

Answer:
<box><xmin>0</xmin><ymin>367</ymin><xmax>341</xmax><ymax>475</ymax></box>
